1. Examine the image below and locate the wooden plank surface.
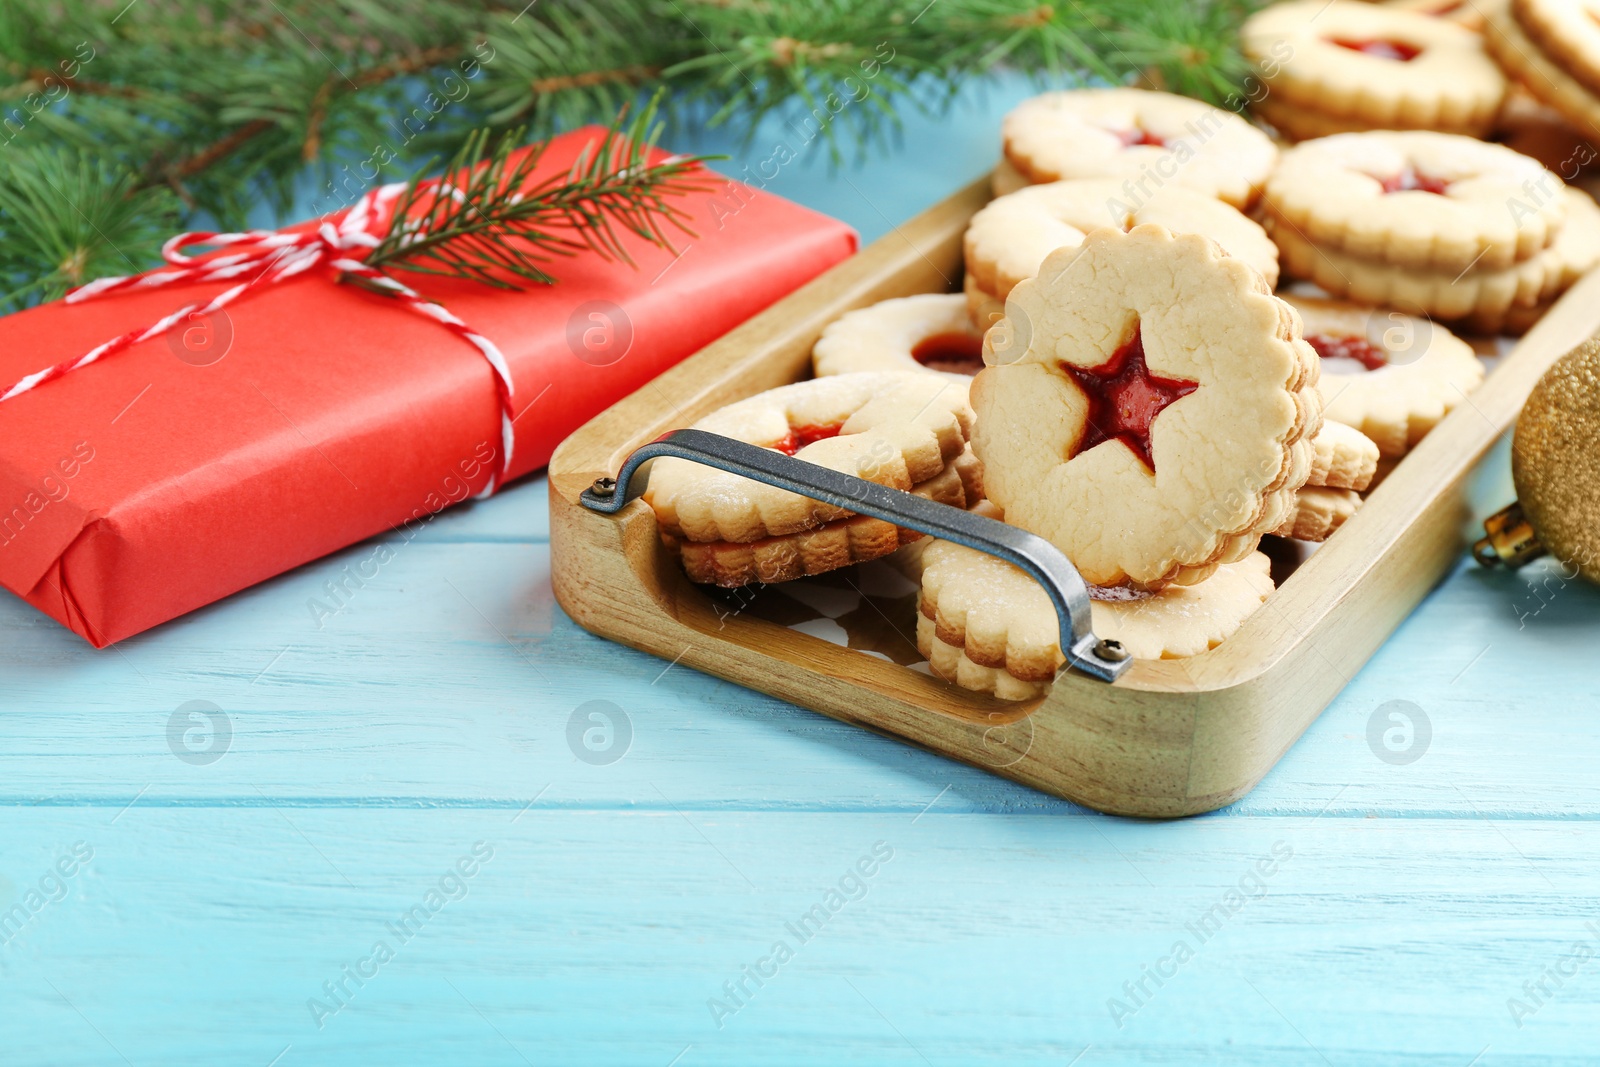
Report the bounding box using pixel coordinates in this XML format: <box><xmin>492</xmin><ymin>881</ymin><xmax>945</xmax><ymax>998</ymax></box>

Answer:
<box><xmin>5</xmin><ymin>72</ymin><xmax>1600</xmax><ymax>1065</ymax></box>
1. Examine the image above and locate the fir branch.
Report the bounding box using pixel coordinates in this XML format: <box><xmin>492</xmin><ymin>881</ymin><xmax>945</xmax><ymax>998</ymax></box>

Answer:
<box><xmin>473</xmin><ymin>0</ymin><xmax>683</xmax><ymax>132</ymax></box>
<box><xmin>0</xmin><ymin>147</ymin><xmax>180</xmax><ymax>311</ymax></box>
<box><xmin>364</xmin><ymin>95</ymin><xmax>719</xmax><ymax>289</ymax></box>
<box><xmin>0</xmin><ymin>0</ymin><xmax>1264</xmax><ymax>314</ymax></box>
<box><xmin>929</xmin><ymin>0</ymin><xmax>1125</xmax><ymax>86</ymax></box>
<box><xmin>150</xmin><ymin>42</ymin><xmax>474</xmax><ymax>187</ymax></box>
<box><xmin>1109</xmin><ymin>0</ymin><xmax>1260</xmax><ymax>104</ymax></box>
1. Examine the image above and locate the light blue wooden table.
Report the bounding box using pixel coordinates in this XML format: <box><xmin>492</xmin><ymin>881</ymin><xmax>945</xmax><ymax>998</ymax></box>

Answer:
<box><xmin>5</xmin><ymin>76</ymin><xmax>1600</xmax><ymax>1067</ymax></box>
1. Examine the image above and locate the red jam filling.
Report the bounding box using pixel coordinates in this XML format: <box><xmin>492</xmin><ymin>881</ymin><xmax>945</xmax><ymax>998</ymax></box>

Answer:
<box><xmin>1304</xmin><ymin>332</ymin><xmax>1389</xmax><ymax>372</ymax></box>
<box><xmin>1113</xmin><ymin>126</ymin><xmax>1165</xmax><ymax>148</ymax></box>
<box><xmin>1061</xmin><ymin>325</ymin><xmax>1197</xmax><ymax>473</ymax></box>
<box><xmin>1330</xmin><ymin>37</ymin><xmax>1423</xmax><ymax>61</ymax></box>
<box><xmin>1379</xmin><ymin>167</ymin><xmax>1451</xmax><ymax>195</ymax></box>
<box><xmin>911</xmin><ymin>331</ymin><xmax>985</xmax><ymax>376</ymax></box>
<box><xmin>771</xmin><ymin>422</ymin><xmax>844</xmax><ymax>455</ymax></box>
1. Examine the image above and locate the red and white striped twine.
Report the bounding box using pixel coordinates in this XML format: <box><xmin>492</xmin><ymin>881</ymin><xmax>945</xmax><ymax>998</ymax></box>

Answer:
<box><xmin>0</xmin><ymin>182</ymin><xmax>517</xmax><ymax>496</ymax></box>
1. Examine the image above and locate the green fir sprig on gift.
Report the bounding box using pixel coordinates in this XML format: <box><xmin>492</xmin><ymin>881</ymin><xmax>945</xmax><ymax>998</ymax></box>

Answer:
<box><xmin>0</xmin><ymin>0</ymin><xmax>1258</xmax><ymax>314</ymax></box>
<box><xmin>365</xmin><ymin>96</ymin><xmax>715</xmax><ymax>289</ymax></box>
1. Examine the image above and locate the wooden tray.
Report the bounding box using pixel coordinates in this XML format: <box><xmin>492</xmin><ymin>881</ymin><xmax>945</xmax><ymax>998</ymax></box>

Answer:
<box><xmin>548</xmin><ymin>175</ymin><xmax>1600</xmax><ymax>818</ymax></box>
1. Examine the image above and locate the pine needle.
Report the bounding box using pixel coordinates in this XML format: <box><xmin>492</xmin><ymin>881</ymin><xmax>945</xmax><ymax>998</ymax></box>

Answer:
<box><xmin>365</xmin><ymin>94</ymin><xmax>718</xmax><ymax>289</ymax></box>
<box><xmin>0</xmin><ymin>147</ymin><xmax>181</xmax><ymax>313</ymax></box>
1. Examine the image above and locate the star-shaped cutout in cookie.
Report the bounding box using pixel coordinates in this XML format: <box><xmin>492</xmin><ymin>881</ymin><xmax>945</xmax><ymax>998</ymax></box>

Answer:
<box><xmin>1062</xmin><ymin>324</ymin><xmax>1198</xmax><ymax>473</ymax></box>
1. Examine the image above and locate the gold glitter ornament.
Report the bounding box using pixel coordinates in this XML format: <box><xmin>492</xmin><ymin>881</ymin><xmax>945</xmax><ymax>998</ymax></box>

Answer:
<box><xmin>1475</xmin><ymin>336</ymin><xmax>1600</xmax><ymax>582</ymax></box>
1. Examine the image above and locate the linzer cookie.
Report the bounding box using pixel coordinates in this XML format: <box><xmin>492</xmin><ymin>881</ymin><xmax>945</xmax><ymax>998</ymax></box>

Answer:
<box><xmin>971</xmin><ymin>225</ymin><xmax>1321</xmax><ymax>590</ymax></box>
<box><xmin>670</xmin><ymin>454</ymin><xmax>981</xmax><ymax>588</ymax></box>
<box><xmin>1459</xmin><ymin>187</ymin><xmax>1600</xmax><ymax>332</ymax></box>
<box><xmin>1273</xmin><ymin>184</ymin><xmax>1600</xmax><ymax>328</ymax></box>
<box><xmin>1521</xmin><ymin>187</ymin><xmax>1600</xmax><ymax>298</ymax></box>
<box><xmin>812</xmin><ymin>294</ymin><xmax>986</xmax><ymax>379</ymax></box>
<box><xmin>1263</xmin><ymin>131</ymin><xmax>1562</xmax><ymax>274</ymax></box>
<box><xmin>644</xmin><ymin>373</ymin><xmax>976</xmax><ymax>586</ymax></box>
<box><xmin>1272</xmin><ymin>221</ymin><xmax>1547</xmax><ymax>321</ymax></box>
<box><xmin>917</xmin><ymin>541</ymin><xmax>1275</xmax><ymax>699</ymax></box>
<box><xmin>1243</xmin><ymin>1</ymin><xmax>1506</xmax><ymax>139</ymax></box>
<box><xmin>1306</xmin><ymin>419</ymin><xmax>1381</xmax><ymax>491</ymax></box>
<box><xmin>1483</xmin><ymin>0</ymin><xmax>1600</xmax><ymax>143</ymax></box>
<box><xmin>1000</xmin><ymin>88</ymin><xmax>1278</xmax><ymax>209</ymax></box>
<box><xmin>1271</xmin><ymin>486</ymin><xmax>1363</xmax><ymax>541</ymax></box>
<box><xmin>1282</xmin><ymin>295</ymin><xmax>1485</xmax><ymax>457</ymax></box>
<box><xmin>962</xmin><ymin>179</ymin><xmax>1279</xmax><ymax>330</ymax></box>
<box><xmin>1511</xmin><ymin>0</ymin><xmax>1600</xmax><ymax>101</ymax></box>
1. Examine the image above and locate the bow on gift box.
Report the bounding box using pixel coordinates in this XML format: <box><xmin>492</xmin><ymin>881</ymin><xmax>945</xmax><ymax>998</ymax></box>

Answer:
<box><xmin>0</xmin><ymin>101</ymin><xmax>713</xmax><ymax>495</ymax></box>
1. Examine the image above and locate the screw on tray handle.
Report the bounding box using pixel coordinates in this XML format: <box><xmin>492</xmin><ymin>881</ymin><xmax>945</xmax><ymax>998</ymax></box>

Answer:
<box><xmin>578</xmin><ymin>428</ymin><xmax>1131</xmax><ymax>683</ymax></box>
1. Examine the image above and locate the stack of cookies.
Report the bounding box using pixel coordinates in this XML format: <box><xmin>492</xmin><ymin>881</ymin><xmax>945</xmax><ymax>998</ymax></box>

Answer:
<box><xmin>1261</xmin><ymin>130</ymin><xmax>1600</xmax><ymax>332</ymax></box>
<box><xmin>1242</xmin><ymin>0</ymin><xmax>1595</xmax><ymax>174</ymax></box>
<box><xmin>642</xmin><ymin>373</ymin><xmax>981</xmax><ymax>587</ymax></box>
<box><xmin>913</xmin><ymin>225</ymin><xmax>1323</xmax><ymax>696</ymax></box>
<box><xmin>917</xmin><ymin>540</ymin><xmax>1277</xmax><ymax>700</ymax></box>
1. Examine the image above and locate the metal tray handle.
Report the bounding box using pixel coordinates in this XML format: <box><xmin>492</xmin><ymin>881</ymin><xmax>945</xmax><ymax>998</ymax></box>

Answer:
<box><xmin>579</xmin><ymin>429</ymin><xmax>1131</xmax><ymax>683</ymax></box>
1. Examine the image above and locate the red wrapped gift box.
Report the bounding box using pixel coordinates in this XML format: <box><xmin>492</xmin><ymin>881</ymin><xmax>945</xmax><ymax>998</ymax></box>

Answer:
<box><xmin>0</xmin><ymin>127</ymin><xmax>857</xmax><ymax>646</ymax></box>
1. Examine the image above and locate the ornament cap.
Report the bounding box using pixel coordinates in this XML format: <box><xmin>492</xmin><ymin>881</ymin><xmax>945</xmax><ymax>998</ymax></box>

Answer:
<box><xmin>1473</xmin><ymin>501</ymin><xmax>1547</xmax><ymax>569</ymax></box>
